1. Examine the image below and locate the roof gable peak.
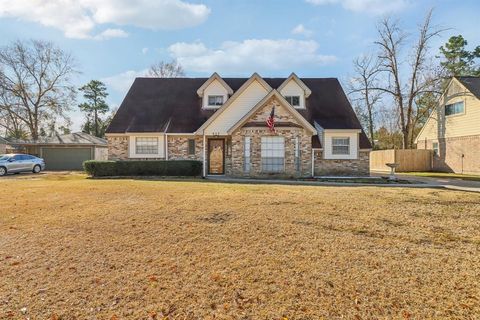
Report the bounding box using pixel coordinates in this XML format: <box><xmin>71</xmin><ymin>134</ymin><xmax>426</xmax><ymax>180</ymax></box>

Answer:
<box><xmin>196</xmin><ymin>72</ymin><xmax>234</xmax><ymax>97</ymax></box>
<box><xmin>278</xmin><ymin>72</ymin><xmax>312</xmax><ymax>98</ymax></box>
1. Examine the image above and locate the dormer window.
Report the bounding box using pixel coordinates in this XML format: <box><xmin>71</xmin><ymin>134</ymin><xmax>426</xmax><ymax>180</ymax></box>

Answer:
<box><xmin>285</xmin><ymin>95</ymin><xmax>300</xmax><ymax>107</ymax></box>
<box><xmin>208</xmin><ymin>95</ymin><xmax>224</xmax><ymax>106</ymax></box>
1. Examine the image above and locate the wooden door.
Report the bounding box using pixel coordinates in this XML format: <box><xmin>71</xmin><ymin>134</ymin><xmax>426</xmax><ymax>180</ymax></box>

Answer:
<box><xmin>208</xmin><ymin>139</ymin><xmax>224</xmax><ymax>175</ymax></box>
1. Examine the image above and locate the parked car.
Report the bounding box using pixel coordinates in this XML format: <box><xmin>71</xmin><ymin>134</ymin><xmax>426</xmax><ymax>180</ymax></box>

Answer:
<box><xmin>0</xmin><ymin>154</ymin><xmax>46</xmax><ymax>176</ymax></box>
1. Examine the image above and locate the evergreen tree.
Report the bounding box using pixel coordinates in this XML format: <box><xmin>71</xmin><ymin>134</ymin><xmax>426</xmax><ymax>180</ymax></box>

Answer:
<box><xmin>439</xmin><ymin>35</ymin><xmax>480</xmax><ymax>77</ymax></box>
<box><xmin>78</xmin><ymin>80</ymin><xmax>110</xmax><ymax>137</ymax></box>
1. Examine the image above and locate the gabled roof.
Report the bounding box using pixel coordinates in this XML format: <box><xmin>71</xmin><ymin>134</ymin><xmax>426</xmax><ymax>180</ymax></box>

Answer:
<box><xmin>277</xmin><ymin>72</ymin><xmax>312</xmax><ymax>98</ymax></box>
<box><xmin>105</xmin><ymin>76</ymin><xmax>371</xmax><ymax>149</ymax></box>
<box><xmin>7</xmin><ymin>132</ymin><xmax>107</xmax><ymax>146</ymax></box>
<box><xmin>195</xmin><ymin>73</ymin><xmax>272</xmax><ymax>134</ymax></box>
<box><xmin>227</xmin><ymin>89</ymin><xmax>316</xmax><ymax>134</ymax></box>
<box><xmin>456</xmin><ymin>76</ymin><xmax>480</xmax><ymax>99</ymax></box>
<box><xmin>196</xmin><ymin>72</ymin><xmax>234</xmax><ymax>97</ymax></box>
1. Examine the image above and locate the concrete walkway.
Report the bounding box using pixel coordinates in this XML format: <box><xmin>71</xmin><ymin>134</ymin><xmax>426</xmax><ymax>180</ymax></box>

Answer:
<box><xmin>207</xmin><ymin>174</ymin><xmax>480</xmax><ymax>193</ymax></box>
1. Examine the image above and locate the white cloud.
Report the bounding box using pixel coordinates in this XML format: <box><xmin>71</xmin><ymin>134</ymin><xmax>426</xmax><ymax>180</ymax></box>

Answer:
<box><xmin>142</xmin><ymin>47</ymin><xmax>149</xmax><ymax>54</ymax></box>
<box><xmin>0</xmin><ymin>0</ymin><xmax>210</xmax><ymax>39</ymax></box>
<box><xmin>93</xmin><ymin>28</ymin><xmax>128</xmax><ymax>40</ymax></box>
<box><xmin>168</xmin><ymin>39</ymin><xmax>337</xmax><ymax>74</ymax></box>
<box><xmin>291</xmin><ymin>24</ymin><xmax>313</xmax><ymax>37</ymax></box>
<box><xmin>306</xmin><ymin>0</ymin><xmax>408</xmax><ymax>15</ymax></box>
<box><xmin>102</xmin><ymin>69</ymin><xmax>147</xmax><ymax>94</ymax></box>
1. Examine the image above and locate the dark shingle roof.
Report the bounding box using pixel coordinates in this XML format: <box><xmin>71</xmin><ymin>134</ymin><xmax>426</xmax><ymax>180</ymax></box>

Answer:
<box><xmin>7</xmin><ymin>132</ymin><xmax>107</xmax><ymax>146</ymax></box>
<box><xmin>456</xmin><ymin>76</ymin><xmax>480</xmax><ymax>99</ymax></box>
<box><xmin>106</xmin><ymin>77</ymin><xmax>371</xmax><ymax>149</ymax></box>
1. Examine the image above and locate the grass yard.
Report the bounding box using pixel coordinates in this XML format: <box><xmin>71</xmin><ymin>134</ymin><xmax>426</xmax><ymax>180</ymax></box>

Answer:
<box><xmin>1</xmin><ymin>174</ymin><xmax>480</xmax><ymax>319</ymax></box>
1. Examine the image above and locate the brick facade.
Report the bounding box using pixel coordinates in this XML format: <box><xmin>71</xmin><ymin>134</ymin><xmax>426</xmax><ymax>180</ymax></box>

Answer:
<box><xmin>167</xmin><ymin>136</ymin><xmax>203</xmax><ymax>160</ymax></box>
<box><xmin>106</xmin><ymin>97</ymin><xmax>371</xmax><ymax>177</ymax></box>
<box><xmin>107</xmin><ymin>136</ymin><xmax>129</xmax><ymax>160</ymax></box>
<box><xmin>417</xmin><ymin>135</ymin><xmax>480</xmax><ymax>174</ymax></box>
<box><xmin>314</xmin><ymin>150</ymin><xmax>370</xmax><ymax>176</ymax></box>
<box><xmin>229</xmin><ymin>97</ymin><xmax>312</xmax><ymax>178</ymax></box>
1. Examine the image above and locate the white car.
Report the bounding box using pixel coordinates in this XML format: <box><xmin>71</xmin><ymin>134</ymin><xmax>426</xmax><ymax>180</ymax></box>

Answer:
<box><xmin>0</xmin><ymin>154</ymin><xmax>46</xmax><ymax>176</ymax></box>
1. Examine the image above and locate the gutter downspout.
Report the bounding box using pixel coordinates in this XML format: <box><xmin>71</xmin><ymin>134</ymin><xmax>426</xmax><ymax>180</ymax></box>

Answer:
<box><xmin>164</xmin><ymin>118</ymin><xmax>172</xmax><ymax>160</ymax></box>
<box><xmin>311</xmin><ymin>149</ymin><xmax>315</xmax><ymax>177</ymax></box>
<box><xmin>203</xmin><ymin>132</ymin><xmax>206</xmax><ymax>178</ymax></box>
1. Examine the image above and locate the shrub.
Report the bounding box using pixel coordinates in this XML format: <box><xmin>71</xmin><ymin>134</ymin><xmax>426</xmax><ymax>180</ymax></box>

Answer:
<box><xmin>83</xmin><ymin>160</ymin><xmax>202</xmax><ymax>177</ymax></box>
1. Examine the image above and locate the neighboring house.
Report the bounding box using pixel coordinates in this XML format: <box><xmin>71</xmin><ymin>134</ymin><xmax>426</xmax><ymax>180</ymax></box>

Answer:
<box><xmin>7</xmin><ymin>132</ymin><xmax>108</xmax><ymax>170</ymax></box>
<box><xmin>106</xmin><ymin>73</ymin><xmax>371</xmax><ymax>177</ymax></box>
<box><xmin>0</xmin><ymin>137</ymin><xmax>8</xmax><ymax>154</ymax></box>
<box><xmin>416</xmin><ymin>76</ymin><xmax>480</xmax><ymax>174</ymax></box>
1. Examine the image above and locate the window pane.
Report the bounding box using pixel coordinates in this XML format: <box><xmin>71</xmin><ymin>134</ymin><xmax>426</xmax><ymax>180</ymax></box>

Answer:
<box><xmin>284</xmin><ymin>96</ymin><xmax>300</xmax><ymax>106</ymax></box>
<box><xmin>136</xmin><ymin>137</ymin><xmax>158</xmax><ymax>154</ymax></box>
<box><xmin>188</xmin><ymin>139</ymin><xmax>195</xmax><ymax>155</ymax></box>
<box><xmin>244</xmin><ymin>137</ymin><xmax>251</xmax><ymax>173</ymax></box>
<box><xmin>261</xmin><ymin>136</ymin><xmax>285</xmax><ymax>172</ymax></box>
<box><xmin>445</xmin><ymin>101</ymin><xmax>464</xmax><ymax>116</ymax></box>
<box><xmin>332</xmin><ymin>137</ymin><xmax>350</xmax><ymax>155</ymax></box>
<box><xmin>208</xmin><ymin>95</ymin><xmax>224</xmax><ymax>106</ymax></box>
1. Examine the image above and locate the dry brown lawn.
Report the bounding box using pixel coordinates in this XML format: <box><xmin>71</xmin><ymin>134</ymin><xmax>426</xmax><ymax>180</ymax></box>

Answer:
<box><xmin>1</xmin><ymin>173</ymin><xmax>479</xmax><ymax>319</ymax></box>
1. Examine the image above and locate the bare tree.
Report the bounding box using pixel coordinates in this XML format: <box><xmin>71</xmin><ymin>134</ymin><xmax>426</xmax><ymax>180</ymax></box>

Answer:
<box><xmin>373</xmin><ymin>10</ymin><xmax>444</xmax><ymax>148</ymax></box>
<box><xmin>348</xmin><ymin>55</ymin><xmax>382</xmax><ymax>148</ymax></box>
<box><xmin>0</xmin><ymin>40</ymin><xmax>77</xmax><ymax>140</ymax></box>
<box><xmin>147</xmin><ymin>59</ymin><xmax>185</xmax><ymax>78</ymax></box>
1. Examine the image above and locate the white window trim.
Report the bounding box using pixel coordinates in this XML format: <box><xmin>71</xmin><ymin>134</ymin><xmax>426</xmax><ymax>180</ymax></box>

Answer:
<box><xmin>261</xmin><ymin>136</ymin><xmax>285</xmax><ymax>173</ymax></box>
<box><xmin>244</xmin><ymin>136</ymin><xmax>251</xmax><ymax>173</ymax></box>
<box><xmin>444</xmin><ymin>100</ymin><xmax>466</xmax><ymax>118</ymax></box>
<box><xmin>128</xmin><ymin>135</ymin><xmax>165</xmax><ymax>158</ymax></box>
<box><xmin>331</xmin><ymin>137</ymin><xmax>350</xmax><ymax>155</ymax></box>
<box><xmin>207</xmin><ymin>95</ymin><xmax>224</xmax><ymax>107</ymax></box>
<box><xmin>284</xmin><ymin>95</ymin><xmax>301</xmax><ymax>107</ymax></box>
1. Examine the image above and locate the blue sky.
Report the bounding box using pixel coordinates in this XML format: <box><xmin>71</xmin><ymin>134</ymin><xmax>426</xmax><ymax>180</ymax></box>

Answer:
<box><xmin>1</xmin><ymin>0</ymin><xmax>479</xmax><ymax>131</ymax></box>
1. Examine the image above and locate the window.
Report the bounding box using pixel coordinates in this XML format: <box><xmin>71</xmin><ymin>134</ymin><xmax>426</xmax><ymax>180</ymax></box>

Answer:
<box><xmin>432</xmin><ymin>142</ymin><xmax>439</xmax><ymax>156</ymax></box>
<box><xmin>332</xmin><ymin>137</ymin><xmax>350</xmax><ymax>155</ymax></box>
<box><xmin>188</xmin><ymin>139</ymin><xmax>195</xmax><ymax>155</ymax></box>
<box><xmin>285</xmin><ymin>96</ymin><xmax>300</xmax><ymax>107</ymax></box>
<box><xmin>208</xmin><ymin>95</ymin><xmax>224</xmax><ymax>106</ymax></box>
<box><xmin>244</xmin><ymin>137</ymin><xmax>251</xmax><ymax>173</ymax></box>
<box><xmin>261</xmin><ymin>136</ymin><xmax>285</xmax><ymax>172</ymax></box>
<box><xmin>294</xmin><ymin>137</ymin><xmax>300</xmax><ymax>172</ymax></box>
<box><xmin>135</xmin><ymin>137</ymin><xmax>158</xmax><ymax>154</ymax></box>
<box><xmin>445</xmin><ymin>101</ymin><xmax>464</xmax><ymax>116</ymax></box>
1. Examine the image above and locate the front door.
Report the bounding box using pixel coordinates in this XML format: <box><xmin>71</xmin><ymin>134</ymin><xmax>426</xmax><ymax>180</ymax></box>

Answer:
<box><xmin>208</xmin><ymin>139</ymin><xmax>224</xmax><ymax>175</ymax></box>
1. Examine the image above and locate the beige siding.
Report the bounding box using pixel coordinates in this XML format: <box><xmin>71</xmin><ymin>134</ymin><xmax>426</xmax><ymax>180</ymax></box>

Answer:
<box><xmin>204</xmin><ymin>79</ymin><xmax>269</xmax><ymax>135</ymax></box>
<box><xmin>202</xmin><ymin>79</ymin><xmax>229</xmax><ymax>109</ymax></box>
<box><xmin>279</xmin><ymin>79</ymin><xmax>305</xmax><ymax>109</ymax></box>
<box><xmin>323</xmin><ymin>130</ymin><xmax>360</xmax><ymax>160</ymax></box>
<box><xmin>417</xmin><ymin>78</ymin><xmax>480</xmax><ymax>142</ymax></box>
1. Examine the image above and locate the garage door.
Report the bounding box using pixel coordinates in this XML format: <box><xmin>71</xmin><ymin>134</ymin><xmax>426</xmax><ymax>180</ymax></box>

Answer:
<box><xmin>42</xmin><ymin>148</ymin><xmax>92</xmax><ymax>170</ymax></box>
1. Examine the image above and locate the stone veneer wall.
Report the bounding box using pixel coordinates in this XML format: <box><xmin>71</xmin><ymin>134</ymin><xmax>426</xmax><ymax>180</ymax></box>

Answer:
<box><xmin>417</xmin><ymin>135</ymin><xmax>480</xmax><ymax>174</ymax></box>
<box><xmin>229</xmin><ymin>97</ymin><xmax>312</xmax><ymax>178</ymax></box>
<box><xmin>231</xmin><ymin>127</ymin><xmax>312</xmax><ymax>178</ymax></box>
<box><xmin>107</xmin><ymin>136</ymin><xmax>129</xmax><ymax>160</ymax></box>
<box><xmin>167</xmin><ymin>136</ymin><xmax>203</xmax><ymax>160</ymax></box>
<box><xmin>314</xmin><ymin>150</ymin><xmax>370</xmax><ymax>176</ymax></box>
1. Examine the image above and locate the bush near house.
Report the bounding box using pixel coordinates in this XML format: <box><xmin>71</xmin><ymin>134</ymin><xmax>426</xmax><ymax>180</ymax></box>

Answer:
<box><xmin>83</xmin><ymin>160</ymin><xmax>202</xmax><ymax>177</ymax></box>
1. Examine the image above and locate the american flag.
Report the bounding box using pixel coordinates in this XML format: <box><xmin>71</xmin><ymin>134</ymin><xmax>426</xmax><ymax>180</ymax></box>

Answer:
<box><xmin>266</xmin><ymin>106</ymin><xmax>275</xmax><ymax>132</ymax></box>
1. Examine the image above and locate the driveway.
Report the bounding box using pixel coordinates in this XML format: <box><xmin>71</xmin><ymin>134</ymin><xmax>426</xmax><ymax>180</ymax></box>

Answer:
<box><xmin>372</xmin><ymin>171</ymin><xmax>480</xmax><ymax>193</ymax></box>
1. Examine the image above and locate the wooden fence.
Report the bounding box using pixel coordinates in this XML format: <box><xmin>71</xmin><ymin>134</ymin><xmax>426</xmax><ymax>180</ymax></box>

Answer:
<box><xmin>370</xmin><ymin>149</ymin><xmax>433</xmax><ymax>172</ymax></box>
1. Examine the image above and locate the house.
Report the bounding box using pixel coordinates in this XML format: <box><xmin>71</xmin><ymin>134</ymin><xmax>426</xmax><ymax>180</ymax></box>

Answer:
<box><xmin>106</xmin><ymin>73</ymin><xmax>371</xmax><ymax>178</ymax></box>
<box><xmin>416</xmin><ymin>76</ymin><xmax>480</xmax><ymax>174</ymax></box>
<box><xmin>6</xmin><ymin>132</ymin><xmax>108</xmax><ymax>170</ymax></box>
<box><xmin>0</xmin><ymin>137</ymin><xmax>8</xmax><ymax>154</ymax></box>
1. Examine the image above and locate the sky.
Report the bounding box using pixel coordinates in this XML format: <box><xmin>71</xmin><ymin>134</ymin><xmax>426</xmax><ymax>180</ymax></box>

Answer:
<box><xmin>0</xmin><ymin>0</ymin><xmax>479</xmax><ymax>131</ymax></box>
